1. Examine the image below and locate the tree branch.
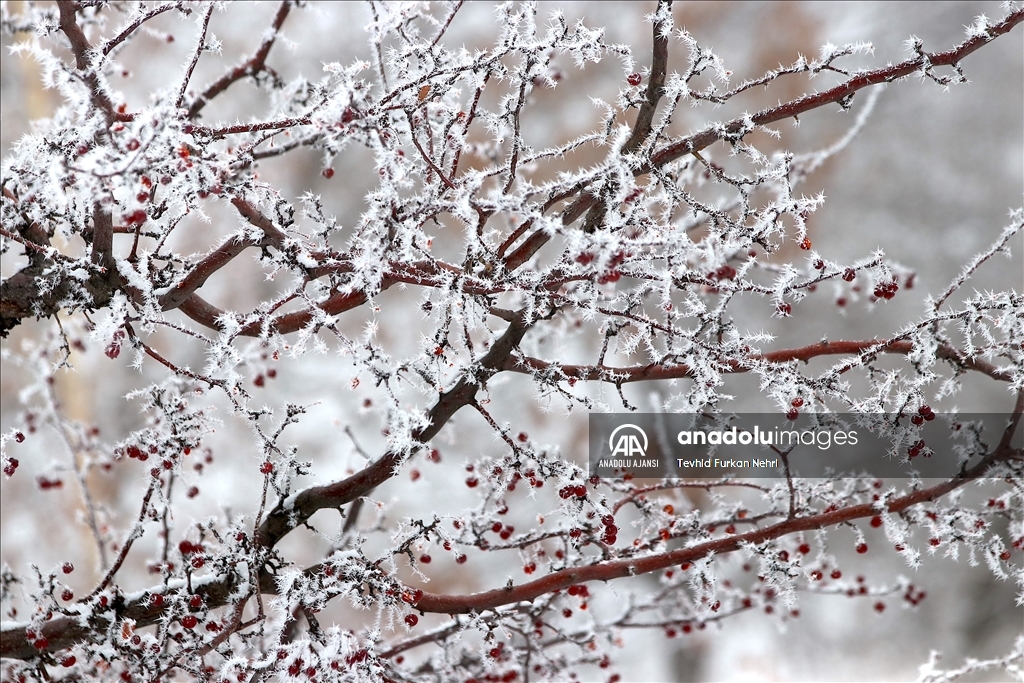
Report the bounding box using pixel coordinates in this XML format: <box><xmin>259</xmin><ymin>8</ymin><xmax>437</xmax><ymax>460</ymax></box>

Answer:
<box><xmin>506</xmin><ymin>339</ymin><xmax>1014</xmax><ymax>384</ymax></box>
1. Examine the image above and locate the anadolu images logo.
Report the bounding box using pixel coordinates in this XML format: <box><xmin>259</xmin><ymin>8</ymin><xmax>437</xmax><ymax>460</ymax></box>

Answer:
<box><xmin>608</xmin><ymin>424</ymin><xmax>648</xmax><ymax>459</ymax></box>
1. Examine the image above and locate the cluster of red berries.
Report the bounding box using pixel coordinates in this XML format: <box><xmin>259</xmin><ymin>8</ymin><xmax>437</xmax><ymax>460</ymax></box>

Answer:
<box><xmin>558</xmin><ymin>484</ymin><xmax>587</xmax><ymax>499</ymax></box>
<box><xmin>3</xmin><ymin>458</ymin><xmax>18</xmax><ymax>477</ymax></box>
<box><xmin>178</xmin><ymin>540</ymin><xmax>204</xmax><ymax>557</ymax></box>
<box><xmin>873</xmin><ymin>279</ymin><xmax>899</xmax><ymax>300</ymax></box>
<box><xmin>911</xmin><ymin>404</ymin><xmax>936</xmax><ymax>425</ymax></box>
<box><xmin>122</xmin><ymin>209</ymin><xmax>147</xmax><ymax>227</ymax></box>
<box><xmin>491</xmin><ymin>522</ymin><xmax>515</xmax><ymax>540</ymax></box>
<box><xmin>907</xmin><ymin>439</ymin><xmax>928</xmax><ymax>459</ymax></box>
<box><xmin>601</xmin><ymin>514</ymin><xmax>618</xmax><ymax>544</ymax></box>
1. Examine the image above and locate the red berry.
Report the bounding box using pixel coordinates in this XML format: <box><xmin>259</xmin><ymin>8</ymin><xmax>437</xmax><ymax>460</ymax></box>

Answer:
<box><xmin>874</xmin><ymin>602</ymin><xmax>885</xmax><ymax>613</ymax></box>
<box><xmin>791</xmin><ymin>397</ymin><xmax>804</xmax><ymax>408</ymax></box>
<box><xmin>260</xmin><ymin>461</ymin><xmax>273</xmax><ymax>474</ymax></box>
<box><xmin>60</xmin><ymin>655</ymin><xmax>76</xmax><ymax>667</ymax></box>
<box><xmin>322</xmin><ymin>168</ymin><xmax>335</xmax><ymax>179</ymax></box>
<box><xmin>3</xmin><ymin>458</ymin><xmax>18</xmax><ymax>476</ymax></box>
<box><xmin>786</xmin><ymin>408</ymin><xmax>799</xmax><ymax>420</ymax></box>
<box><xmin>465</xmin><ymin>477</ymin><xmax>478</xmax><ymax>488</ymax></box>
<box><xmin>420</xmin><ymin>554</ymin><xmax>431</xmax><ymax>564</ymax></box>
<box><xmin>798</xmin><ymin>543</ymin><xmax>811</xmax><ymax>555</ymax></box>
<box><xmin>929</xmin><ymin>537</ymin><xmax>940</xmax><ymax>547</ymax></box>
<box><xmin>1000</xmin><ymin>551</ymin><xmax>1011</xmax><ymax>561</ymax></box>
<box><xmin>181</xmin><ymin>615</ymin><xmax>198</xmax><ymax>629</ymax></box>
<box><xmin>123</xmin><ymin>209</ymin><xmax>147</xmax><ymax>226</ymax></box>
<box><xmin>870</xmin><ymin>515</ymin><xmax>882</xmax><ymax>528</ymax></box>
<box><xmin>15</xmin><ymin>432</ymin><xmax>25</xmax><ymax>443</ymax></box>
<box><xmin>61</xmin><ymin>589</ymin><xmax>73</xmax><ymax>601</ymax></box>
<box><xmin>776</xmin><ymin>302</ymin><xmax>792</xmax><ymax>316</ymax></box>
<box><xmin>189</xmin><ymin>594</ymin><xmax>203</xmax><ymax>609</ymax></box>
<box><xmin>842</xmin><ymin>268</ymin><xmax>856</xmax><ymax>282</ymax></box>
<box><xmin>150</xmin><ymin>593</ymin><xmax>164</xmax><ymax>607</ymax></box>
<box><xmin>187</xmin><ymin>486</ymin><xmax>199</xmax><ymax>498</ymax></box>
<box><xmin>404</xmin><ymin>614</ymin><xmax>418</xmax><ymax>627</ymax></box>
<box><xmin>456</xmin><ymin>554</ymin><xmax>467</xmax><ymax>564</ymax></box>
<box><xmin>856</xmin><ymin>543</ymin><xmax>868</xmax><ymax>554</ymax></box>
<box><xmin>813</xmin><ymin>259</ymin><xmax>825</xmax><ymax>270</ymax></box>
<box><xmin>62</xmin><ymin>562</ymin><xmax>74</xmax><ymax>574</ymax></box>
<box><xmin>627</xmin><ymin>73</ymin><xmax>642</xmax><ymax>86</ymax></box>
<box><xmin>799</xmin><ymin>237</ymin><xmax>812</xmax><ymax>250</ymax></box>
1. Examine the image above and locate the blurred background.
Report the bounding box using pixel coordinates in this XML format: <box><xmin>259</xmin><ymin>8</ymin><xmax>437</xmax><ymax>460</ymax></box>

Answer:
<box><xmin>2</xmin><ymin>2</ymin><xmax>1021</xmax><ymax>680</ymax></box>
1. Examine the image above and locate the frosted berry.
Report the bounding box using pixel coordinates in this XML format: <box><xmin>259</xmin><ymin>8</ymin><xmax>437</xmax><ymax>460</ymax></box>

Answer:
<box><xmin>181</xmin><ymin>615</ymin><xmax>198</xmax><ymax>629</ymax></box>
<box><xmin>62</xmin><ymin>562</ymin><xmax>74</xmax><ymax>574</ymax></box>
<box><xmin>627</xmin><ymin>73</ymin><xmax>642</xmax><ymax>86</ymax></box>
<box><xmin>404</xmin><ymin>614</ymin><xmax>418</xmax><ymax>627</ymax></box>
<box><xmin>842</xmin><ymin>268</ymin><xmax>856</xmax><ymax>282</ymax></box>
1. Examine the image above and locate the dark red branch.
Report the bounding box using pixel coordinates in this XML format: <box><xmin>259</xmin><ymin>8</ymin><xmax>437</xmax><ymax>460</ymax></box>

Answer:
<box><xmin>187</xmin><ymin>0</ymin><xmax>294</xmax><ymax>118</ymax></box>
<box><xmin>411</xmin><ymin>438</ymin><xmax>1019</xmax><ymax>615</ymax></box>
<box><xmin>507</xmin><ymin>339</ymin><xmax>1013</xmax><ymax>384</ymax></box>
<box><xmin>253</xmin><ymin>309</ymin><xmax>533</xmax><ymax>548</ymax></box>
<box><xmin>502</xmin><ymin>8</ymin><xmax>1024</xmax><ymax>271</ymax></box>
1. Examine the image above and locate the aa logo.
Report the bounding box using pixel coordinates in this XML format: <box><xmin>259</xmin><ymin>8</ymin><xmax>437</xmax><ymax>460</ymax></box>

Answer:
<box><xmin>608</xmin><ymin>424</ymin><xmax>648</xmax><ymax>459</ymax></box>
